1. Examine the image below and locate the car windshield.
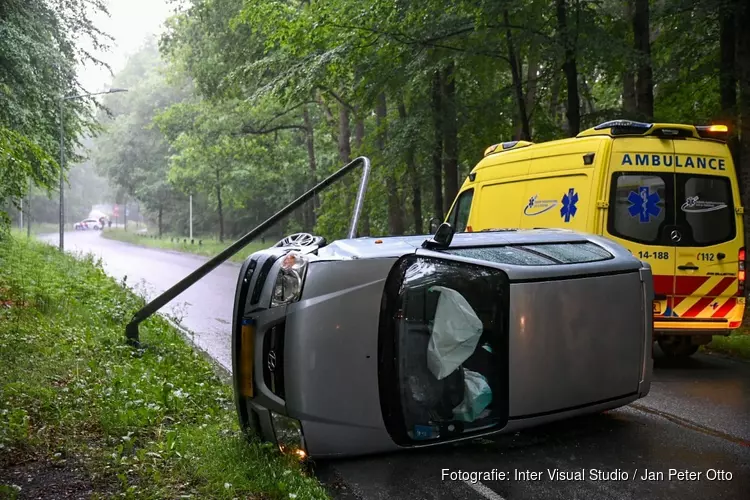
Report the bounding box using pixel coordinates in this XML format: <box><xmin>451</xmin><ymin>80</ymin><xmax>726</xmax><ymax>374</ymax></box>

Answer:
<box><xmin>437</xmin><ymin>241</ymin><xmax>613</xmax><ymax>266</ymax></box>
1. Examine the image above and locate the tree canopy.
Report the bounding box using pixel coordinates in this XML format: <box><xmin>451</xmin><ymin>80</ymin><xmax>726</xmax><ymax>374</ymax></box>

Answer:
<box><xmin>25</xmin><ymin>0</ymin><xmax>750</xmax><ymax>242</ymax></box>
<box><xmin>0</xmin><ymin>0</ymin><xmax>112</xmax><ymax>229</ymax></box>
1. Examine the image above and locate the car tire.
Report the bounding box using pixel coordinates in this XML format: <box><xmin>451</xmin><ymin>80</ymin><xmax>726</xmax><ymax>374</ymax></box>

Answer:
<box><xmin>657</xmin><ymin>337</ymin><xmax>699</xmax><ymax>358</ymax></box>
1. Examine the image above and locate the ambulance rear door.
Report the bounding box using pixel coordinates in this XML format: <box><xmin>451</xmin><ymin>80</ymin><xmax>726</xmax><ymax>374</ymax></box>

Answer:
<box><xmin>669</xmin><ymin>140</ymin><xmax>742</xmax><ymax>326</ymax></box>
<box><xmin>603</xmin><ymin>137</ymin><xmax>676</xmax><ymax>318</ymax></box>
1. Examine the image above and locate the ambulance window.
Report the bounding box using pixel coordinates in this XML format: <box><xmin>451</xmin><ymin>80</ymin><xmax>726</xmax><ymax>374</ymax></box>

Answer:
<box><xmin>449</xmin><ymin>189</ymin><xmax>474</xmax><ymax>232</ymax></box>
<box><xmin>608</xmin><ymin>174</ymin><xmax>668</xmax><ymax>244</ymax></box>
<box><xmin>679</xmin><ymin>176</ymin><xmax>734</xmax><ymax>245</ymax></box>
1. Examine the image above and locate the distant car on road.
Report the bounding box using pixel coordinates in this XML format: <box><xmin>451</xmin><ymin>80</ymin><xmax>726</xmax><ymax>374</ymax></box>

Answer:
<box><xmin>231</xmin><ymin>225</ymin><xmax>655</xmax><ymax>459</ymax></box>
<box><xmin>74</xmin><ymin>218</ymin><xmax>102</xmax><ymax>231</ymax></box>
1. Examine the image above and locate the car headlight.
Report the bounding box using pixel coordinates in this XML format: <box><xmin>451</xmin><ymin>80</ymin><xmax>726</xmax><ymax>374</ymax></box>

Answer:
<box><xmin>271</xmin><ymin>412</ymin><xmax>307</xmax><ymax>458</ymax></box>
<box><xmin>271</xmin><ymin>251</ymin><xmax>308</xmax><ymax>307</ymax></box>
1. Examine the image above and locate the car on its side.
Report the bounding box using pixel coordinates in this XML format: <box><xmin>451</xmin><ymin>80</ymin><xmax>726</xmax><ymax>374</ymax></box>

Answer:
<box><xmin>231</xmin><ymin>225</ymin><xmax>654</xmax><ymax>459</ymax></box>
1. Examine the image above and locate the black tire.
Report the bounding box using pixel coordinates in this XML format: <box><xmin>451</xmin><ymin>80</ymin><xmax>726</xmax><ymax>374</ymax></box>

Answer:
<box><xmin>658</xmin><ymin>337</ymin><xmax>699</xmax><ymax>358</ymax></box>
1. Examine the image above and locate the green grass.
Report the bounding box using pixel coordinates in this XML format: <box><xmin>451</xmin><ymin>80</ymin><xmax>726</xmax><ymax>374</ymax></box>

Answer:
<box><xmin>9</xmin><ymin>222</ymin><xmax>61</xmax><ymax>235</ymax></box>
<box><xmin>704</xmin><ymin>329</ymin><xmax>750</xmax><ymax>360</ymax></box>
<box><xmin>0</xmin><ymin>234</ymin><xmax>329</xmax><ymax>499</ymax></box>
<box><xmin>101</xmin><ymin>228</ymin><xmax>270</xmax><ymax>263</ymax></box>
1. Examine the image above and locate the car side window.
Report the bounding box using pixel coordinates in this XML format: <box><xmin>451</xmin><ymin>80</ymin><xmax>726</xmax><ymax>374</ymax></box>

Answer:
<box><xmin>449</xmin><ymin>189</ymin><xmax>474</xmax><ymax>232</ymax></box>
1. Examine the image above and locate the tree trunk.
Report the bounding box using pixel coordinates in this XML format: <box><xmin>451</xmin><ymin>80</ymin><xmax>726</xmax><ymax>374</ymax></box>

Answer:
<box><xmin>398</xmin><ymin>99</ymin><xmax>423</xmax><ymax>234</ymax></box>
<box><xmin>526</xmin><ymin>47</ymin><xmax>540</xmax><ymax>128</ymax></box>
<box><xmin>26</xmin><ymin>190</ymin><xmax>31</xmax><ymax>238</ymax></box>
<box><xmin>581</xmin><ymin>77</ymin><xmax>597</xmax><ymax>120</ymax></box>
<box><xmin>303</xmin><ymin>107</ymin><xmax>318</xmax><ymax>229</ymax></box>
<box><xmin>215</xmin><ymin>171</ymin><xmax>224</xmax><ymax>243</ymax></box>
<box><xmin>353</xmin><ymin>108</ymin><xmax>369</xmax><ymax>236</ymax></box>
<box><xmin>633</xmin><ymin>0</ymin><xmax>653</xmax><ymax>120</ymax></box>
<box><xmin>504</xmin><ymin>10</ymin><xmax>531</xmax><ymax>141</ymax></box>
<box><xmin>720</xmin><ymin>0</ymin><xmax>739</xmax><ymax>165</ymax></box>
<box><xmin>622</xmin><ymin>70</ymin><xmax>637</xmax><ymax>117</ymax></box>
<box><xmin>123</xmin><ymin>200</ymin><xmax>128</xmax><ymax>231</ymax></box>
<box><xmin>158</xmin><ymin>205</ymin><xmax>163</xmax><ymax>238</ymax></box>
<box><xmin>550</xmin><ymin>74</ymin><xmax>561</xmax><ymax>123</ymax></box>
<box><xmin>339</xmin><ymin>104</ymin><xmax>351</xmax><ymax>165</ymax></box>
<box><xmin>441</xmin><ymin>61</ymin><xmax>460</xmax><ymax>214</ymax></box>
<box><xmin>556</xmin><ymin>0</ymin><xmax>580</xmax><ymax>135</ymax></box>
<box><xmin>622</xmin><ymin>0</ymin><xmax>637</xmax><ymax>117</ymax></box>
<box><xmin>376</xmin><ymin>93</ymin><xmax>405</xmax><ymax>236</ymax></box>
<box><xmin>431</xmin><ymin>70</ymin><xmax>444</xmax><ymax>220</ymax></box>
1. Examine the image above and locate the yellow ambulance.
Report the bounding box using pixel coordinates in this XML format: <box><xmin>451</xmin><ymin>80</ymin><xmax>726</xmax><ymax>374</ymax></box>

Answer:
<box><xmin>445</xmin><ymin>120</ymin><xmax>746</xmax><ymax>358</ymax></box>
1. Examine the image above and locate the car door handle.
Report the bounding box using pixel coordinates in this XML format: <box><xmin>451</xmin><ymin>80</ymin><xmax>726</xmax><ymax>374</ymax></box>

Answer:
<box><xmin>678</xmin><ymin>265</ymin><xmax>699</xmax><ymax>270</ymax></box>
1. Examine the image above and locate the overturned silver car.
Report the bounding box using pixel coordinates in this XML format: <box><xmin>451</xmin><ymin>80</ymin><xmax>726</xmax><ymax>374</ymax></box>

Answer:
<box><xmin>231</xmin><ymin>226</ymin><xmax>654</xmax><ymax>459</ymax></box>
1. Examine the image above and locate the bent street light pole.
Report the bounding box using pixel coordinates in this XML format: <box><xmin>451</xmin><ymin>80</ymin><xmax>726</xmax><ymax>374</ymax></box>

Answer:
<box><xmin>125</xmin><ymin>156</ymin><xmax>372</xmax><ymax>347</ymax></box>
<box><xmin>58</xmin><ymin>88</ymin><xmax>128</xmax><ymax>250</ymax></box>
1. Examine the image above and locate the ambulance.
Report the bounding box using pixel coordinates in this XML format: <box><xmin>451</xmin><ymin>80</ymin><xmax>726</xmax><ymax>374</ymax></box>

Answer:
<box><xmin>444</xmin><ymin>120</ymin><xmax>746</xmax><ymax>358</ymax></box>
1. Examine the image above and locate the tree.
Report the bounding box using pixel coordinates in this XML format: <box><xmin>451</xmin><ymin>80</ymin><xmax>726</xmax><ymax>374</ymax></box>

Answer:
<box><xmin>0</xmin><ymin>0</ymin><xmax>112</xmax><ymax>229</ymax></box>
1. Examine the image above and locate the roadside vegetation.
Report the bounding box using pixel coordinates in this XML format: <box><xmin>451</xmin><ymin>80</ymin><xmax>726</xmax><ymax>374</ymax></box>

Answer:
<box><xmin>0</xmin><ymin>235</ymin><xmax>328</xmax><ymax>499</ymax></box>
<box><xmin>705</xmin><ymin>330</ymin><xmax>750</xmax><ymax>360</ymax></box>
<box><xmin>101</xmin><ymin>227</ymin><xmax>270</xmax><ymax>262</ymax></box>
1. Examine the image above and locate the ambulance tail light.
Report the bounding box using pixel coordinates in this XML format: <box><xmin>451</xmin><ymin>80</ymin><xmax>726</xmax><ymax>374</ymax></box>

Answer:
<box><xmin>738</xmin><ymin>247</ymin><xmax>745</xmax><ymax>295</ymax></box>
<box><xmin>695</xmin><ymin>124</ymin><xmax>729</xmax><ymax>141</ymax></box>
<box><xmin>466</xmin><ymin>226</ymin><xmax>473</xmax><ymax>233</ymax></box>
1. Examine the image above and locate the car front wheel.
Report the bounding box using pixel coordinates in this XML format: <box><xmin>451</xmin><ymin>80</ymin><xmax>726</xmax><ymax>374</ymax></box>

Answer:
<box><xmin>657</xmin><ymin>337</ymin><xmax>700</xmax><ymax>358</ymax></box>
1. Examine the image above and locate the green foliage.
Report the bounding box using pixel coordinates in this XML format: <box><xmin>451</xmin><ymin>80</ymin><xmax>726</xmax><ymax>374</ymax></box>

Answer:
<box><xmin>82</xmin><ymin>0</ymin><xmax>745</xmax><ymax>244</ymax></box>
<box><xmin>0</xmin><ymin>235</ymin><xmax>329</xmax><ymax>499</ymax></box>
<box><xmin>0</xmin><ymin>0</ymin><xmax>112</xmax><ymax>228</ymax></box>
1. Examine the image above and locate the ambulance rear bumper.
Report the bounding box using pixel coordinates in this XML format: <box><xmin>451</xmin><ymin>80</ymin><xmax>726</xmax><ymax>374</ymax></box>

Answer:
<box><xmin>653</xmin><ymin>318</ymin><xmax>737</xmax><ymax>336</ymax></box>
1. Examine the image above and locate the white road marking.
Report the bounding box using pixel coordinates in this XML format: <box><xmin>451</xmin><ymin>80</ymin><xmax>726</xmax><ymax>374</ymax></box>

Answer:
<box><xmin>463</xmin><ymin>480</ymin><xmax>506</xmax><ymax>500</ymax></box>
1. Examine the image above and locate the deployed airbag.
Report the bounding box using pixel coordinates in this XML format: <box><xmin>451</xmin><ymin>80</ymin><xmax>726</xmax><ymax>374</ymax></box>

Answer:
<box><xmin>426</xmin><ymin>286</ymin><xmax>484</xmax><ymax>380</ymax></box>
<box><xmin>452</xmin><ymin>369</ymin><xmax>493</xmax><ymax>422</ymax></box>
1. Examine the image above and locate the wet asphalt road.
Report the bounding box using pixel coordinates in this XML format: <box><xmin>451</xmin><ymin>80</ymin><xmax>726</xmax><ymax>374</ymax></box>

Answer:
<box><xmin>39</xmin><ymin>230</ymin><xmax>238</xmax><ymax>371</ymax></box>
<box><xmin>38</xmin><ymin>231</ymin><xmax>750</xmax><ymax>500</ymax></box>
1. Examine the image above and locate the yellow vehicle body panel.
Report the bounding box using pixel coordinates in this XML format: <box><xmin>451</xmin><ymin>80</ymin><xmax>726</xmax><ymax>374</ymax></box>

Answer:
<box><xmin>448</xmin><ymin>122</ymin><xmax>745</xmax><ymax>336</ymax></box>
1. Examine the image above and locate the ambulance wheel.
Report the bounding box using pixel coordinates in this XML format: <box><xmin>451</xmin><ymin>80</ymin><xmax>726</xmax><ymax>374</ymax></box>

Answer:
<box><xmin>657</xmin><ymin>337</ymin><xmax>699</xmax><ymax>358</ymax></box>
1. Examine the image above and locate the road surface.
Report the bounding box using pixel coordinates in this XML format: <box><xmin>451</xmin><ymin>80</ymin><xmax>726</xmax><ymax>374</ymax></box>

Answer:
<box><xmin>39</xmin><ymin>231</ymin><xmax>750</xmax><ymax>500</ymax></box>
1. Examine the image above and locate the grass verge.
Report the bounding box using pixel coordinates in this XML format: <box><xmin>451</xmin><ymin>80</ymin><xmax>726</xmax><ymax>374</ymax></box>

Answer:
<box><xmin>0</xmin><ymin>234</ymin><xmax>329</xmax><ymax>499</ymax></box>
<box><xmin>704</xmin><ymin>330</ymin><xmax>750</xmax><ymax>360</ymax></box>
<box><xmin>10</xmin><ymin>222</ymin><xmax>61</xmax><ymax>235</ymax></box>
<box><xmin>101</xmin><ymin>228</ymin><xmax>269</xmax><ymax>263</ymax></box>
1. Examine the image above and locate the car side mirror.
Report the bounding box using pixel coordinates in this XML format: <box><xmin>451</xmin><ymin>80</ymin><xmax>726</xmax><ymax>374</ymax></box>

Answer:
<box><xmin>422</xmin><ymin>222</ymin><xmax>455</xmax><ymax>249</ymax></box>
<box><xmin>429</xmin><ymin>217</ymin><xmax>442</xmax><ymax>234</ymax></box>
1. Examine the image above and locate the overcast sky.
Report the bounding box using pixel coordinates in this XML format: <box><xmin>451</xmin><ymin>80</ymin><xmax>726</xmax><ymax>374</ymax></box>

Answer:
<box><xmin>77</xmin><ymin>0</ymin><xmax>179</xmax><ymax>93</ymax></box>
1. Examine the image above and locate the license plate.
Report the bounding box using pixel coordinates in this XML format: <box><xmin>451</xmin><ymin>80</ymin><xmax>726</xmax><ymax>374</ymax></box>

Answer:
<box><xmin>240</xmin><ymin>318</ymin><xmax>255</xmax><ymax>397</ymax></box>
<box><xmin>653</xmin><ymin>301</ymin><xmax>662</xmax><ymax>314</ymax></box>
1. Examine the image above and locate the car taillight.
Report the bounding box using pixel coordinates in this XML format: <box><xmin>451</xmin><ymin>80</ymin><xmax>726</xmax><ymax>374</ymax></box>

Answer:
<box><xmin>738</xmin><ymin>247</ymin><xmax>745</xmax><ymax>295</ymax></box>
